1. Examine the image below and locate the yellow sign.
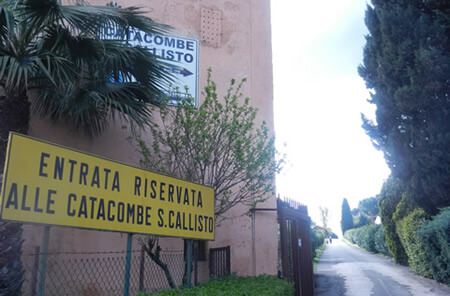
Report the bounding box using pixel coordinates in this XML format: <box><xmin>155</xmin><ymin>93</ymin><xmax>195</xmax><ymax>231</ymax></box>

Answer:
<box><xmin>0</xmin><ymin>133</ymin><xmax>215</xmax><ymax>240</ymax></box>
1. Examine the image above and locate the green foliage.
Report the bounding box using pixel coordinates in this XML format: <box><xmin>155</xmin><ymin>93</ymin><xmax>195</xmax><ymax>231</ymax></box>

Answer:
<box><xmin>396</xmin><ymin>208</ymin><xmax>432</xmax><ymax>278</ymax></box>
<box><xmin>359</xmin><ymin>0</ymin><xmax>450</xmax><ymax>215</ymax></box>
<box><xmin>417</xmin><ymin>207</ymin><xmax>450</xmax><ymax>284</ymax></box>
<box><xmin>0</xmin><ymin>0</ymin><xmax>174</xmax><ymax>136</ymax></box>
<box><xmin>135</xmin><ymin>69</ymin><xmax>284</xmax><ymax>220</ymax></box>
<box><xmin>340</xmin><ymin>198</ymin><xmax>353</xmax><ymax>234</ymax></box>
<box><xmin>344</xmin><ymin>225</ymin><xmax>379</xmax><ymax>253</ymax></box>
<box><xmin>358</xmin><ymin>197</ymin><xmax>379</xmax><ymax>217</ymax></box>
<box><xmin>374</xmin><ymin>225</ymin><xmax>390</xmax><ymax>256</ymax></box>
<box><xmin>344</xmin><ymin>228</ymin><xmax>356</xmax><ymax>244</ymax></box>
<box><xmin>353</xmin><ymin>213</ymin><xmax>371</xmax><ymax>228</ymax></box>
<box><xmin>311</xmin><ymin>229</ymin><xmax>325</xmax><ymax>256</ymax></box>
<box><xmin>138</xmin><ymin>274</ymin><xmax>294</xmax><ymax>296</ymax></box>
<box><xmin>378</xmin><ymin>177</ymin><xmax>408</xmax><ymax>265</ymax></box>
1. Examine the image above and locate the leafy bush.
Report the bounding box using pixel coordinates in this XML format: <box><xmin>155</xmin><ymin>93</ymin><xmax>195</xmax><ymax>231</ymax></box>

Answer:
<box><xmin>417</xmin><ymin>207</ymin><xmax>450</xmax><ymax>284</ymax></box>
<box><xmin>344</xmin><ymin>224</ymin><xmax>389</xmax><ymax>255</ymax></box>
<box><xmin>344</xmin><ymin>228</ymin><xmax>357</xmax><ymax>244</ymax></box>
<box><xmin>378</xmin><ymin>177</ymin><xmax>408</xmax><ymax>264</ymax></box>
<box><xmin>396</xmin><ymin>208</ymin><xmax>432</xmax><ymax>278</ymax></box>
<box><xmin>374</xmin><ymin>225</ymin><xmax>390</xmax><ymax>256</ymax></box>
<box><xmin>353</xmin><ymin>213</ymin><xmax>371</xmax><ymax>228</ymax></box>
<box><xmin>311</xmin><ymin>229</ymin><xmax>325</xmax><ymax>255</ymax></box>
<box><xmin>139</xmin><ymin>274</ymin><xmax>294</xmax><ymax>296</ymax></box>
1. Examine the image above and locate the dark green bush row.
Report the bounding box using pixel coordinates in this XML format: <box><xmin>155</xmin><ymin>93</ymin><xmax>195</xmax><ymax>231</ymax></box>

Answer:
<box><xmin>417</xmin><ymin>207</ymin><xmax>450</xmax><ymax>285</ymax></box>
<box><xmin>396</xmin><ymin>208</ymin><xmax>433</xmax><ymax>278</ymax></box>
<box><xmin>311</xmin><ymin>229</ymin><xmax>325</xmax><ymax>255</ymax></box>
<box><xmin>139</xmin><ymin>274</ymin><xmax>294</xmax><ymax>296</ymax></box>
<box><xmin>344</xmin><ymin>224</ymin><xmax>389</xmax><ymax>255</ymax></box>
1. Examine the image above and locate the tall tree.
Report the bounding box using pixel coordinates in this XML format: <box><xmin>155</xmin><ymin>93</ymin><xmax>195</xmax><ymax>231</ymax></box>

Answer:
<box><xmin>358</xmin><ymin>197</ymin><xmax>379</xmax><ymax>217</ymax></box>
<box><xmin>340</xmin><ymin>198</ymin><xmax>354</xmax><ymax>234</ymax></box>
<box><xmin>358</xmin><ymin>0</ymin><xmax>450</xmax><ymax>214</ymax></box>
<box><xmin>319</xmin><ymin>206</ymin><xmax>330</xmax><ymax>229</ymax></box>
<box><xmin>0</xmin><ymin>0</ymin><xmax>174</xmax><ymax>294</ymax></box>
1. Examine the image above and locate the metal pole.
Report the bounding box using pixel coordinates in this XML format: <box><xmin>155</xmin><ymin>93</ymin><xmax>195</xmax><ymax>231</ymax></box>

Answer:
<box><xmin>37</xmin><ymin>226</ymin><xmax>50</xmax><ymax>296</ymax></box>
<box><xmin>251</xmin><ymin>180</ymin><xmax>256</xmax><ymax>276</ymax></box>
<box><xmin>185</xmin><ymin>239</ymin><xmax>193</xmax><ymax>288</ymax></box>
<box><xmin>30</xmin><ymin>246</ymin><xmax>40</xmax><ymax>296</ymax></box>
<box><xmin>138</xmin><ymin>246</ymin><xmax>145</xmax><ymax>292</ymax></box>
<box><xmin>123</xmin><ymin>233</ymin><xmax>133</xmax><ymax>296</ymax></box>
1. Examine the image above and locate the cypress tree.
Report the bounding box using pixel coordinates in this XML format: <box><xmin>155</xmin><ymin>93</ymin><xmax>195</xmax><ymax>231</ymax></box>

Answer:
<box><xmin>341</xmin><ymin>198</ymin><xmax>354</xmax><ymax>234</ymax></box>
<box><xmin>358</xmin><ymin>0</ymin><xmax>450</xmax><ymax>214</ymax></box>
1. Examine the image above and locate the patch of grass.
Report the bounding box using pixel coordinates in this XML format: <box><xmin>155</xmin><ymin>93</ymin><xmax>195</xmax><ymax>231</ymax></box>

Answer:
<box><xmin>138</xmin><ymin>274</ymin><xmax>294</xmax><ymax>296</ymax></box>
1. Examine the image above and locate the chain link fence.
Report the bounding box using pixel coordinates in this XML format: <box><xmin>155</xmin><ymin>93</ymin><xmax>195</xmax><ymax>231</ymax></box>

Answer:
<box><xmin>20</xmin><ymin>248</ymin><xmax>186</xmax><ymax>296</ymax></box>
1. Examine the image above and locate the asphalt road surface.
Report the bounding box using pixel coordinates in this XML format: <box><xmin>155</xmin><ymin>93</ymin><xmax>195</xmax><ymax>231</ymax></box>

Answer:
<box><xmin>314</xmin><ymin>239</ymin><xmax>450</xmax><ymax>296</ymax></box>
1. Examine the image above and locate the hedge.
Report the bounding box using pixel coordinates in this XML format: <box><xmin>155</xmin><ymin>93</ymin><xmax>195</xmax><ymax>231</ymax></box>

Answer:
<box><xmin>377</xmin><ymin>177</ymin><xmax>408</xmax><ymax>265</ymax></box>
<box><xmin>311</xmin><ymin>229</ymin><xmax>325</xmax><ymax>256</ymax></box>
<box><xmin>344</xmin><ymin>224</ymin><xmax>389</xmax><ymax>256</ymax></box>
<box><xmin>374</xmin><ymin>225</ymin><xmax>390</xmax><ymax>256</ymax></box>
<box><xmin>417</xmin><ymin>207</ymin><xmax>450</xmax><ymax>284</ymax></box>
<box><xmin>396</xmin><ymin>208</ymin><xmax>433</xmax><ymax>278</ymax></box>
<box><xmin>140</xmin><ymin>274</ymin><xmax>294</xmax><ymax>296</ymax></box>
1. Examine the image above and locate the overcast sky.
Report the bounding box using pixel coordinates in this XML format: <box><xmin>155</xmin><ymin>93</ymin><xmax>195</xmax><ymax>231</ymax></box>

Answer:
<box><xmin>271</xmin><ymin>0</ymin><xmax>390</xmax><ymax>233</ymax></box>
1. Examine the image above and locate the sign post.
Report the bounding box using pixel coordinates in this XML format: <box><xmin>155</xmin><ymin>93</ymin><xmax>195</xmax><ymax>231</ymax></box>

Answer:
<box><xmin>37</xmin><ymin>226</ymin><xmax>50</xmax><ymax>296</ymax></box>
<box><xmin>123</xmin><ymin>233</ymin><xmax>133</xmax><ymax>296</ymax></box>
<box><xmin>185</xmin><ymin>239</ymin><xmax>193</xmax><ymax>288</ymax></box>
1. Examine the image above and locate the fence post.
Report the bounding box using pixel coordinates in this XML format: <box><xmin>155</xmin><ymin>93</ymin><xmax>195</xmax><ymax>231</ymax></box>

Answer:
<box><xmin>123</xmin><ymin>233</ymin><xmax>133</xmax><ymax>296</ymax></box>
<box><xmin>139</xmin><ymin>246</ymin><xmax>145</xmax><ymax>292</ymax></box>
<box><xmin>37</xmin><ymin>226</ymin><xmax>50</xmax><ymax>296</ymax></box>
<box><xmin>185</xmin><ymin>239</ymin><xmax>193</xmax><ymax>288</ymax></box>
<box><xmin>30</xmin><ymin>246</ymin><xmax>40</xmax><ymax>296</ymax></box>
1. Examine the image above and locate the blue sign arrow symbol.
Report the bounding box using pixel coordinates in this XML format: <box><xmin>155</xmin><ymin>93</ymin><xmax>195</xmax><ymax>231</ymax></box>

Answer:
<box><xmin>170</xmin><ymin>67</ymin><xmax>193</xmax><ymax>77</ymax></box>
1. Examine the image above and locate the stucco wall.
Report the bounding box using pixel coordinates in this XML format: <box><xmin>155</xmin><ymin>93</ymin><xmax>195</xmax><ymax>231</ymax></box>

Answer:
<box><xmin>21</xmin><ymin>0</ymin><xmax>276</xmax><ymax>279</ymax></box>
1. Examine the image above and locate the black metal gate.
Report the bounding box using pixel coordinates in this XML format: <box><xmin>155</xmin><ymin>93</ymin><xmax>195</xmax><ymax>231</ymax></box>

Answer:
<box><xmin>209</xmin><ymin>246</ymin><xmax>230</xmax><ymax>277</ymax></box>
<box><xmin>278</xmin><ymin>198</ymin><xmax>314</xmax><ymax>296</ymax></box>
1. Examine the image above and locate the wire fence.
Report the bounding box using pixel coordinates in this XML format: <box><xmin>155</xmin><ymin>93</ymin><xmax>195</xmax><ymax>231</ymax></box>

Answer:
<box><xmin>20</xmin><ymin>248</ymin><xmax>186</xmax><ymax>296</ymax></box>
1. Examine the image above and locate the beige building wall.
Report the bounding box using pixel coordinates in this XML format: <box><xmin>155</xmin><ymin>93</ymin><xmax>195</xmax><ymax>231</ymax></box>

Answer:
<box><xmin>22</xmin><ymin>0</ymin><xmax>277</xmax><ymax>279</ymax></box>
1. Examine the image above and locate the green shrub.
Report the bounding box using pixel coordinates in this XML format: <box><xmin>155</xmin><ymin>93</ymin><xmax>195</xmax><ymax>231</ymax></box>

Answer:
<box><xmin>311</xmin><ymin>229</ymin><xmax>325</xmax><ymax>255</ymax></box>
<box><xmin>345</xmin><ymin>225</ymin><xmax>379</xmax><ymax>253</ymax></box>
<box><xmin>417</xmin><ymin>207</ymin><xmax>450</xmax><ymax>284</ymax></box>
<box><xmin>353</xmin><ymin>213</ymin><xmax>371</xmax><ymax>228</ymax></box>
<box><xmin>359</xmin><ymin>225</ymin><xmax>378</xmax><ymax>252</ymax></box>
<box><xmin>140</xmin><ymin>274</ymin><xmax>294</xmax><ymax>296</ymax></box>
<box><xmin>396</xmin><ymin>208</ymin><xmax>432</xmax><ymax>278</ymax></box>
<box><xmin>344</xmin><ymin>228</ymin><xmax>357</xmax><ymax>244</ymax></box>
<box><xmin>374</xmin><ymin>225</ymin><xmax>390</xmax><ymax>256</ymax></box>
<box><xmin>378</xmin><ymin>177</ymin><xmax>408</xmax><ymax>264</ymax></box>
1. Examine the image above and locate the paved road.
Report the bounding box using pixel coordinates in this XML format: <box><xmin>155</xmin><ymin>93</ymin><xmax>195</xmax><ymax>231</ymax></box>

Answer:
<box><xmin>314</xmin><ymin>239</ymin><xmax>450</xmax><ymax>296</ymax></box>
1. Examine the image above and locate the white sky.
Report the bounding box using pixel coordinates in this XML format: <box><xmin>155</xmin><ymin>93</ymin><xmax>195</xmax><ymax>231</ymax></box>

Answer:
<box><xmin>271</xmin><ymin>0</ymin><xmax>390</xmax><ymax>234</ymax></box>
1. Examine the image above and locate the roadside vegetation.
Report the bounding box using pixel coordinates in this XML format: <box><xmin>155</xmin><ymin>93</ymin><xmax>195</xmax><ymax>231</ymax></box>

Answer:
<box><xmin>137</xmin><ymin>274</ymin><xmax>294</xmax><ymax>296</ymax></box>
<box><xmin>340</xmin><ymin>0</ymin><xmax>450</xmax><ymax>286</ymax></box>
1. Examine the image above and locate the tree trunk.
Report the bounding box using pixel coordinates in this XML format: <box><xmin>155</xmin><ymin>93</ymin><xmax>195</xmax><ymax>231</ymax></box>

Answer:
<box><xmin>0</xmin><ymin>93</ymin><xmax>30</xmax><ymax>295</ymax></box>
<box><xmin>141</xmin><ymin>244</ymin><xmax>177</xmax><ymax>289</ymax></box>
